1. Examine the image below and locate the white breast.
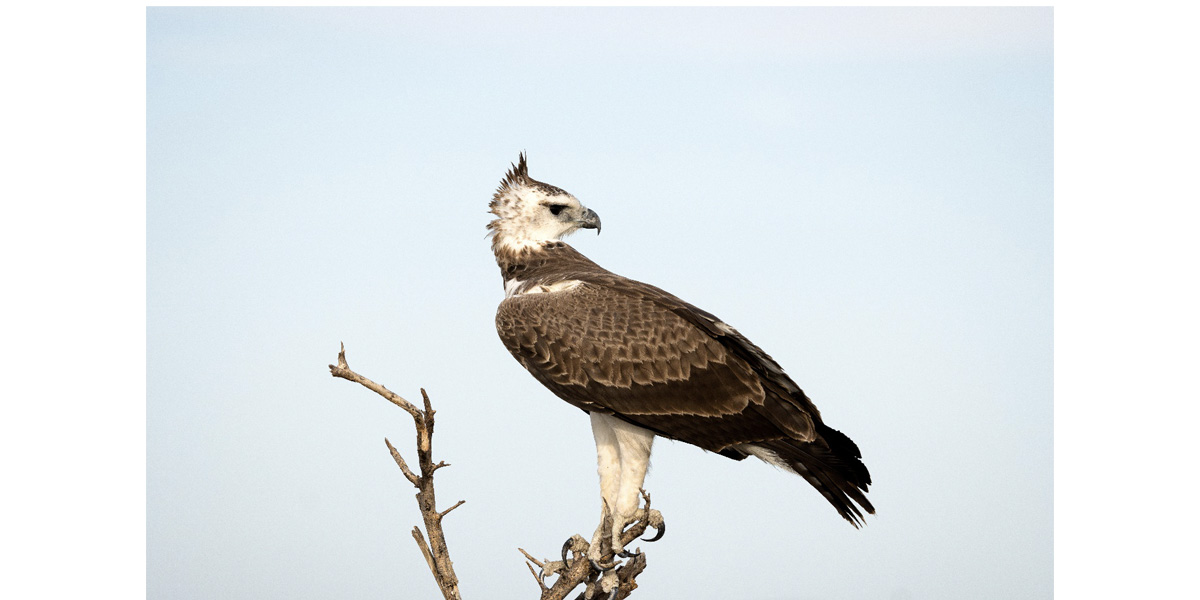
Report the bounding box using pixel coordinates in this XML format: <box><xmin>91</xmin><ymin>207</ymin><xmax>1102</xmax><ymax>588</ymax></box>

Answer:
<box><xmin>504</xmin><ymin>279</ymin><xmax>584</xmax><ymax>298</ymax></box>
<box><xmin>503</xmin><ymin>278</ymin><xmax>525</xmax><ymax>298</ymax></box>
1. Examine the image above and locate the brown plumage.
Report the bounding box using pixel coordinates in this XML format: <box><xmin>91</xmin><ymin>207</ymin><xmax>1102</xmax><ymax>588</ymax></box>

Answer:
<box><xmin>491</xmin><ymin>154</ymin><xmax>873</xmax><ymax>527</ymax></box>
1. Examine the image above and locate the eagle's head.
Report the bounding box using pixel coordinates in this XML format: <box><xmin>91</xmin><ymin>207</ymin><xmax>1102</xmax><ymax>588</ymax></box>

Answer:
<box><xmin>487</xmin><ymin>153</ymin><xmax>601</xmax><ymax>254</ymax></box>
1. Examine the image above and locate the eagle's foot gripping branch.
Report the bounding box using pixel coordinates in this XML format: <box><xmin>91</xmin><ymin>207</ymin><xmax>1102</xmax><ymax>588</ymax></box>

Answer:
<box><xmin>521</xmin><ymin>491</ymin><xmax>658</xmax><ymax>599</ymax></box>
<box><xmin>588</xmin><ymin>495</ymin><xmax>665</xmax><ymax>562</ymax></box>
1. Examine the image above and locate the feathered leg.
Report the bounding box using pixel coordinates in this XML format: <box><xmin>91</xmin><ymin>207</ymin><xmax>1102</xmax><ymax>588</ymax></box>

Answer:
<box><xmin>589</xmin><ymin>413</ymin><xmax>622</xmax><ymax>560</ymax></box>
<box><xmin>611</xmin><ymin>419</ymin><xmax>654</xmax><ymax>551</ymax></box>
<box><xmin>588</xmin><ymin>413</ymin><xmax>655</xmax><ymax>559</ymax></box>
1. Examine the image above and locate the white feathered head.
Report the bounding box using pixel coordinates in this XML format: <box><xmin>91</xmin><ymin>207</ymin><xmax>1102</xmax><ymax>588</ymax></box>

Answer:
<box><xmin>487</xmin><ymin>153</ymin><xmax>601</xmax><ymax>253</ymax></box>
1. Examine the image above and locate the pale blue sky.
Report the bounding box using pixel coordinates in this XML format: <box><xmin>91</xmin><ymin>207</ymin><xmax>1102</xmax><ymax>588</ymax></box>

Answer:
<box><xmin>147</xmin><ymin>7</ymin><xmax>1051</xmax><ymax>599</ymax></box>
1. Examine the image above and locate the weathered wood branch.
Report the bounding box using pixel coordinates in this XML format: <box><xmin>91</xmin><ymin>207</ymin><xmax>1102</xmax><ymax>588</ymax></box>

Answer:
<box><xmin>329</xmin><ymin>343</ymin><xmax>464</xmax><ymax>600</ymax></box>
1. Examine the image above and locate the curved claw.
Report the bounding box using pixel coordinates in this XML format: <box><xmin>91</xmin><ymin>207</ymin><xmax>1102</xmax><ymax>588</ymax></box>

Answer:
<box><xmin>642</xmin><ymin>521</ymin><xmax>665</xmax><ymax>543</ymax></box>
<box><xmin>561</xmin><ymin>538</ymin><xmax>573</xmax><ymax>565</ymax></box>
<box><xmin>590</xmin><ymin>558</ymin><xmax>618</xmax><ymax>573</ymax></box>
<box><xmin>605</xmin><ymin>586</ymin><xmax>618</xmax><ymax>600</ymax></box>
<box><xmin>617</xmin><ymin>548</ymin><xmax>640</xmax><ymax>558</ymax></box>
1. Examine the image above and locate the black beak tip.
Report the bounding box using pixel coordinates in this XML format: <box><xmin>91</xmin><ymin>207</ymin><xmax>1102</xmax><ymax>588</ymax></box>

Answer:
<box><xmin>581</xmin><ymin>208</ymin><xmax>602</xmax><ymax>234</ymax></box>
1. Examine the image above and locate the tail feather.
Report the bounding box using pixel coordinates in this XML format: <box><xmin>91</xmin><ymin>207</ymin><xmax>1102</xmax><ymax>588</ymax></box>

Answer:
<box><xmin>759</xmin><ymin>424</ymin><xmax>874</xmax><ymax>527</ymax></box>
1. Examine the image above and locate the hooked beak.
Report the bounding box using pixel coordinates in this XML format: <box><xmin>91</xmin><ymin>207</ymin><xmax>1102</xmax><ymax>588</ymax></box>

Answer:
<box><xmin>578</xmin><ymin>208</ymin><xmax>602</xmax><ymax>234</ymax></box>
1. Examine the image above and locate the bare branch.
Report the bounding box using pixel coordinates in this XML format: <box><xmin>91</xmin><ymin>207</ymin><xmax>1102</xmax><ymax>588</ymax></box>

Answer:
<box><xmin>518</xmin><ymin>548</ymin><xmax>545</xmax><ymax>569</ymax></box>
<box><xmin>330</xmin><ymin>345</ymin><xmax>463</xmax><ymax>600</ymax></box>
<box><xmin>524</xmin><ymin>559</ymin><xmax>548</xmax><ymax>591</ymax></box>
<box><xmin>422</xmin><ymin>388</ymin><xmax>434</xmax><ymax>416</ymax></box>
<box><xmin>328</xmin><ymin>344</ymin><xmax>422</xmax><ymax>421</ymax></box>
<box><xmin>418</xmin><ymin>388</ymin><xmax>434</xmax><ymax>453</ymax></box>
<box><xmin>614</xmin><ymin>552</ymin><xmax>648</xmax><ymax>599</ymax></box>
<box><xmin>384</xmin><ymin>438</ymin><xmax>421</xmax><ymax>487</ymax></box>
<box><xmin>438</xmin><ymin>500</ymin><xmax>467</xmax><ymax>520</ymax></box>
<box><xmin>412</xmin><ymin>527</ymin><xmax>437</xmax><ymax>578</ymax></box>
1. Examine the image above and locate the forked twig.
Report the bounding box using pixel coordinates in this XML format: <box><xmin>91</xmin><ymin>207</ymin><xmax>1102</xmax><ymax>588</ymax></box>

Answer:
<box><xmin>330</xmin><ymin>343</ymin><xmax>464</xmax><ymax>600</ymax></box>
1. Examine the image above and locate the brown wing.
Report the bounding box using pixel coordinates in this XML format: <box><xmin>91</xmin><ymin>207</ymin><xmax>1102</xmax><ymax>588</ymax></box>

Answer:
<box><xmin>495</xmin><ymin>275</ymin><xmax>874</xmax><ymax>526</ymax></box>
<box><xmin>495</xmin><ymin>278</ymin><xmax>816</xmax><ymax>452</ymax></box>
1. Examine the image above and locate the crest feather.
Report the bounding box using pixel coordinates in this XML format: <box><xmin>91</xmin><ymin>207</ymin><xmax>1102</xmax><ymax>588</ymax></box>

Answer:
<box><xmin>504</xmin><ymin>152</ymin><xmax>529</xmax><ymax>188</ymax></box>
<box><xmin>491</xmin><ymin>152</ymin><xmax>529</xmax><ymax>208</ymax></box>
<box><xmin>487</xmin><ymin>152</ymin><xmax>574</xmax><ymax>236</ymax></box>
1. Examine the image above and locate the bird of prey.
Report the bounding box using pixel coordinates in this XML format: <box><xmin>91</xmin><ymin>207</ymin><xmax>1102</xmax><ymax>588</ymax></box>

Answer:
<box><xmin>490</xmin><ymin>154</ymin><xmax>873</xmax><ymax>559</ymax></box>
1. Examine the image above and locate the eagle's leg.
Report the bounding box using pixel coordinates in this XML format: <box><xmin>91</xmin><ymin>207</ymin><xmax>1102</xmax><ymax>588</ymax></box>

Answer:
<box><xmin>588</xmin><ymin>413</ymin><xmax>623</xmax><ymax>561</ymax></box>
<box><xmin>611</xmin><ymin>422</ymin><xmax>654</xmax><ymax>554</ymax></box>
<box><xmin>588</xmin><ymin>413</ymin><xmax>655</xmax><ymax>560</ymax></box>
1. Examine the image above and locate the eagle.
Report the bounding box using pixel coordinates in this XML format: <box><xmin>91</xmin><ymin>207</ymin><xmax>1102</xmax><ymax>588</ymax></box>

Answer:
<box><xmin>489</xmin><ymin>154</ymin><xmax>873</xmax><ymax>559</ymax></box>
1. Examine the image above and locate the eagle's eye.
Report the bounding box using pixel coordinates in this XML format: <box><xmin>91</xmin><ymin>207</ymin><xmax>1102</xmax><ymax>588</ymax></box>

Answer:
<box><xmin>548</xmin><ymin>203</ymin><xmax>568</xmax><ymax>216</ymax></box>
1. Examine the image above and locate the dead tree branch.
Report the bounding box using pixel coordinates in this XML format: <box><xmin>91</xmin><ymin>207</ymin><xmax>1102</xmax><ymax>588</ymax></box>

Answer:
<box><xmin>329</xmin><ymin>343</ymin><xmax>464</xmax><ymax>600</ymax></box>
